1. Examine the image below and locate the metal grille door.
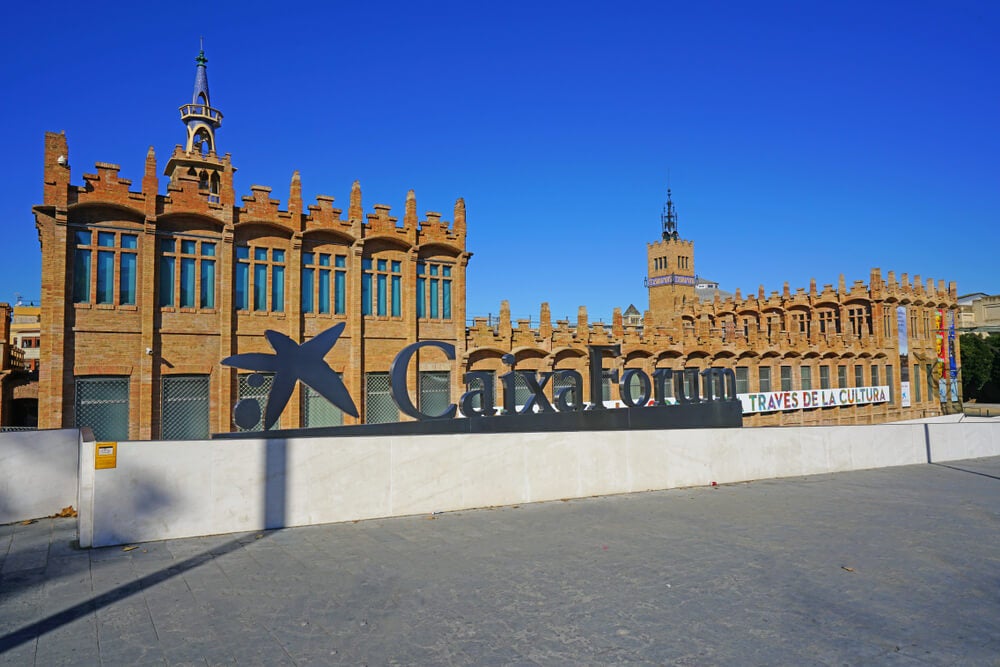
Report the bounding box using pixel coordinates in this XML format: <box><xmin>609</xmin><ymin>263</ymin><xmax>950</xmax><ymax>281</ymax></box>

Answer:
<box><xmin>365</xmin><ymin>372</ymin><xmax>399</xmax><ymax>424</ymax></box>
<box><xmin>161</xmin><ymin>375</ymin><xmax>210</xmax><ymax>440</ymax></box>
<box><xmin>237</xmin><ymin>373</ymin><xmax>277</xmax><ymax>431</ymax></box>
<box><xmin>419</xmin><ymin>371</ymin><xmax>451</xmax><ymax>417</ymax></box>
<box><xmin>514</xmin><ymin>372</ymin><xmax>533</xmax><ymax>408</ymax></box>
<box><xmin>75</xmin><ymin>377</ymin><xmax>129</xmax><ymax>441</ymax></box>
<box><xmin>304</xmin><ymin>384</ymin><xmax>344</xmax><ymax>427</ymax></box>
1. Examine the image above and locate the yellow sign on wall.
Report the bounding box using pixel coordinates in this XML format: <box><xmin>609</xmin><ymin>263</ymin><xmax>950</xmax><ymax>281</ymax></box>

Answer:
<box><xmin>95</xmin><ymin>442</ymin><xmax>117</xmax><ymax>469</ymax></box>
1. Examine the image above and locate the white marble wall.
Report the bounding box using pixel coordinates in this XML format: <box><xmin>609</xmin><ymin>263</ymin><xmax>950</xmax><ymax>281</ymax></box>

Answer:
<box><xmin>0</xmin><ymin>429</ymin><xmax>80</xmax><ymax>524</ymax></box>
<box><xmin>78</xmin><ymin>421</ymin><xmax>1000</xmax><ymax>548</ymax></box>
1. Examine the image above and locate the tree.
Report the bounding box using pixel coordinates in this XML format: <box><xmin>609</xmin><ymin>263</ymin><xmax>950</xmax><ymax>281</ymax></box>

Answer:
<box><xmin>960</xmin><ymin>333</ymin><xmax>1000</xmax><ymax>403</ymax></box>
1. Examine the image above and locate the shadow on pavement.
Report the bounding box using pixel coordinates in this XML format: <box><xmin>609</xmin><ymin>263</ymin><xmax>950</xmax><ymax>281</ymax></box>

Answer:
<box><xmin>931</xmin><ymin>462</ymin><xmax>1000</xmax><ymax>482</ymax></box>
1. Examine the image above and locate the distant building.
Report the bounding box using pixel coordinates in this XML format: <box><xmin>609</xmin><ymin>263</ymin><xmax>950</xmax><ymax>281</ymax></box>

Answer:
<box><xmin>11</xmin><ymin>304</ymin><xmax>41</xmax><ymax>372</ymax></box>
<box><xmin>0</xmin><ymin>303</ymin><xmax>38</xmax><ymax>428</ymax></box>
<box><xmin>958</xmin><ymin>293</ymin><xmax>1000</xmax><ymax>335</ymax></box>
<box><xmin>622</xmin><ymin>304</ymin><xmax>642</xmax><ymax>327</ymax></box>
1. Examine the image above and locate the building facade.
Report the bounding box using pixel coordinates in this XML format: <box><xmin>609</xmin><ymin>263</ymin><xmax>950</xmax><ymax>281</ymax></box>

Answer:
<box><xmin>11</xmin><ymin>304</ymin><xmax>41</xmax><ymax>373</ymax></box>
<box><xmin>462</xmin><ymin>192</ymin><xmax>962</xmax><ymax>426</ymax></box>
<box><xmin>34</xmin><ymin>51</ymin><xmax>469</xmax><ymax>440</ymax></box>
<box><xmin>34</xmin><ymin>51</ymin><xmax>961</xmax><ymax>439</ymax></box>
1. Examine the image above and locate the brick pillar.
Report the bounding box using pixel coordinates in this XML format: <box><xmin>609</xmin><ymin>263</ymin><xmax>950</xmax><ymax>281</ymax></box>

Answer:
<box><xmin>216</xmin><ymin>227</ymin><xmax>236</xmax><ymax>433</ymax></box>
<box><xmin>286</xmin><ymin>233</ymin><xmax>304</xmax><ymax>428</ymax></box>
<box><xmin>348</xmin><ymin>241</ymin><xmax>364</xmax><ymax>424</ymax></box>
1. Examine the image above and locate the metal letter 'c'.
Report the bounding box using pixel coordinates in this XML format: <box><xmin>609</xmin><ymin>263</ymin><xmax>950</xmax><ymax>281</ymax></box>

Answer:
<box><xmin>388</xmin><ymin>341</ymin><xmax>457</xmax><ymax>420</ymax></box>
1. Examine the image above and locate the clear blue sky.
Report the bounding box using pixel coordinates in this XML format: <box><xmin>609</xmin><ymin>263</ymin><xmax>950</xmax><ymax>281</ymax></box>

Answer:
<box><xmin>3</xmin><ymin>1</ymin><xmax>997</xmax><ymax>322</ymax></box>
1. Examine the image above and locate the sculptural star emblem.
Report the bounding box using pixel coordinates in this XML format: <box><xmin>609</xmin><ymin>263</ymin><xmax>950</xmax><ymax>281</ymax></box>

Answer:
<box><xmin>221</xmin><ymin>323</ymin><xmax>358</xmax><ymax>430</ymax></box>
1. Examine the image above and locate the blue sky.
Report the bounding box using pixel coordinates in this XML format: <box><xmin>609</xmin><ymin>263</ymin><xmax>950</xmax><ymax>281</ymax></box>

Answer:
<box><xmin>3</xmin><ymin>1</ymin><xmax>997</xmax><ymax>322</ymax></box>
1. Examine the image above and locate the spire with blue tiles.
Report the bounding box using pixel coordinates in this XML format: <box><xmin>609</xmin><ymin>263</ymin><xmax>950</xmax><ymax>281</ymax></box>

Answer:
<box><xmin>180</xmin><ymin>40</ymin><xmax>223</xmax><ymax>155</ymax></box>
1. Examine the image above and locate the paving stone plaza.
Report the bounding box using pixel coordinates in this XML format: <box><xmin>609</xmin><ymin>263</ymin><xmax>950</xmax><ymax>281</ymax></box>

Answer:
<box><xmin>2</xmin><ymin>457</ymin><xmax>998</xmax><ymax>665</ymax></box>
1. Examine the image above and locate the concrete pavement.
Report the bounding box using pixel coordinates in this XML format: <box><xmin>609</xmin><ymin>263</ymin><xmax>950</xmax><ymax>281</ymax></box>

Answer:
<box><xmin>2</xmin><ymin>457</ymin><xmax>999</xmax><ymax>665</ymax></box>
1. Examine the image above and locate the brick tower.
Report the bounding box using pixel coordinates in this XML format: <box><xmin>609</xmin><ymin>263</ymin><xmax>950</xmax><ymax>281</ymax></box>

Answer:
<box><xmin>163</xmin><ymin>45</ymin><xmax>234</xmax><ymax>206</ymax></box>
<box><xmin>646</xmin><ymin>188</ymin><xmax>695</xmax><ymax>321</ymax></box>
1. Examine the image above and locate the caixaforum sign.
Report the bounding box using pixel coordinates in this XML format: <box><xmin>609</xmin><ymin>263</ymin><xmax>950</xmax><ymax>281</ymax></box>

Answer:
<box><xmin>216</xmin><ymin>324</ymin><xmax>743</xmax><ymax>438</ymax></box>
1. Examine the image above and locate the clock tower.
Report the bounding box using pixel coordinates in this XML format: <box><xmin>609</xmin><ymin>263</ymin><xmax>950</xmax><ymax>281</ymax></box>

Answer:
<box><xmin>646</xmin><ymin>189</ymin><xmax>695</xmax><ymax>320</ymax></box>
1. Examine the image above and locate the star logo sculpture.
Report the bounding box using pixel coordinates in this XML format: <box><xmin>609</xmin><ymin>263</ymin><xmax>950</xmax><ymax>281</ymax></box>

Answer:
<box><xmin>221</xmin><ymin>323</ymin><xmax>358</xmax><ymax>430</ymax></box>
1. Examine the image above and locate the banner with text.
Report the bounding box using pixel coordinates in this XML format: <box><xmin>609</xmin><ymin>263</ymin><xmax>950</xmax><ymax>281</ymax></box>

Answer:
<box><xmin>738</xmin><ymin>386</ymin><xmax>890</xmax><ymax>414</ymax></box>
<box><xmin>897</xmin><ymin>305</ymin><xmax>911</xmax><ymax>407</ymax></box>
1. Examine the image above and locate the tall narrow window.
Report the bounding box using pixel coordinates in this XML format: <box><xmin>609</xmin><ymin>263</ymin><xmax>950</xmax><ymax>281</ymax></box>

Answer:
<box><xmin>271</xmin><ymin>249</ymin><xmax>285</xmax><ymax>312</ymax></box>
<box><xmin>872</xmin><ymin>365</ymin><xmax>880</xmax><ymax>388</ymax></box>
<box><xmin>780</xmin><ymin>365</ymin><xmax>792</xmax><ymax>391</ymax></box>
<box><xmin>848</xmin><ymin>306</ymin><xmax>868</xmax><ymax>336</ymax></box>
<box><xmin>235</xmin><ymin>246</ymin><xmax>249</xmax><ymax>310</ymax></box>
<box><xmin>253</xmin><ymin>248</ymin><xmax>267</xmax><ymax>311</ymax></box>
<box><xmin>886</xmin><ymin>365</ymin><xmax>894</xmax><ymax>403</ymax></box>
<box><xmin>318</xmin><ymin>254</ymin><xmax>331</xmax><ymax>314</ymax></box>
<box><xmin>180</xmin><ymin>240</ymin><xmax>196</xmax><ymax>308</ymax></box>
<box><xmin>96</xmin><ymin>232</ymin><xmax>115</xmax><ymax>304</ymax></box>
<box><xmin>391</xmin><ymin>261</ymin><xmax>401</xmax><ymax>317</ymax></box>
<box><xmin>442</xmin><ymin>266</ymin><xmax>452</xmax><ymax>318</ymax></box>
<box><xmin>301</xmin><ymin>252</ymin><xmax>315</xmax><ymax>314</ymax></box>
<box><xmin>838</xmin><ymin>365</ymin><xmax>847</xmax><ymax>389</ymax></box>
<box><xmin>161</xmin><ymin>240</ymin><xmax>177</xmax><ymax>307</ymax></box>
<box><xmin>913</xmin><ymin>364</ymin><xmax>922</xmax><ymax>402</ymax></box>
<box><xmin>735</xmin><ymin>367</ymin><xmax>749</xmax><ymax>394</ymax></box>
<box><xmin>758</xmin><ymin>367</ymin><xmax>771</xmax><ymax>393</ymax></box>
<box><xmin>334</xmin><ymin>255</ymin><xmax>346</xmax><ymax>314</ymax></box>
<box><xmin>429</xmin><ymin>265</ymin><xmax>439</xmax><ymax>318</ymax></box>
<box><xmin>200</xmin><ymin>243</ymin><xmax>215</xmax><ymax>308</ymax></box>
<box><xmin>119</xmin><ymin>234</ymin><xmax>138</xmax><ymax>306</ymax></box>
<box><xmin>416</xmin><ymin>263</ymin><xmax>426</xmax><ymax>318</ymax></box>
<box><xmin>376</xmin><ymin>259</ymin><xmax>387</xmax><ymax>316</ymax></box>
<box><xmin>361</xmin><ymin>259</ymin><xmax>372</xmax><ymax>316</ymax></box>
<box><xmin>820</xmin><ymin>365</ymin><xmax>830</xmax><ymax>389</ymax></box>
<box><xmin>801</xmin><ymin>366</ymin><xmax>812</xmax><ymax>391</ymax></box>
<box><xmin>854</xmin><ymin>365</ymin><xmax>864</xmax><ymax>387</ymax></box>
<box><xmin>73</xmin><ymin>231</ymin><xmax>93</xmax><ymax>303</ymax></box>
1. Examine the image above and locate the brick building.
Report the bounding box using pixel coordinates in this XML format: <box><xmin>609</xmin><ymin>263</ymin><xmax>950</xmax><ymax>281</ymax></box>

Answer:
<box><xmin>33</xmin><ymin>50</ymin><xmax>960</xmax><ymax>439</ymax></box>
<box><xmin>11</xmin><ymin>304</ymin><xmax>41</xmax><ymax>373</ymax></box>
<box><xmin>462</xmin><ymin>190</ymin><xmax>962</xmax><ymax>426</ymax></box>
<box><xmin>34</xmin><ymin>50</ymin><xmax>470</xmax><ymax>440</ymax></box>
